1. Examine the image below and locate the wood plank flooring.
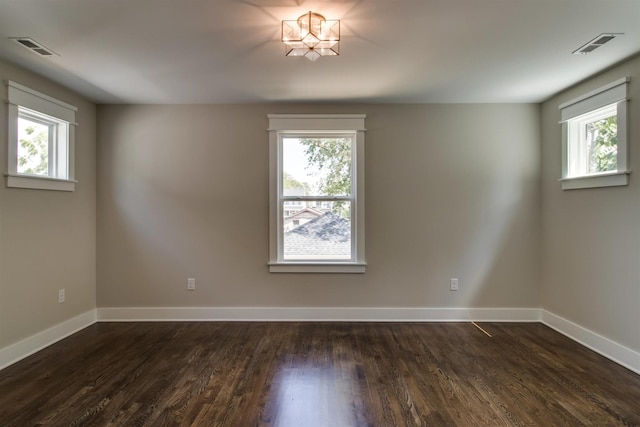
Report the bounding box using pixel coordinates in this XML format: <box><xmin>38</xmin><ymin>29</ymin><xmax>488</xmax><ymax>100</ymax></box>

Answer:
<box><xmin>0</xmin><ymin>322</ymin><xmax>639</xmax><ymax>426</ymax></box>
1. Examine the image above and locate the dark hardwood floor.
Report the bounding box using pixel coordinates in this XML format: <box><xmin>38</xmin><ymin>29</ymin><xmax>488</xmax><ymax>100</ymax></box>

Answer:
<box><xmin>1</xmin><ymin>322</ymin><xmax>639</xmax><ymax>426</ymax></box>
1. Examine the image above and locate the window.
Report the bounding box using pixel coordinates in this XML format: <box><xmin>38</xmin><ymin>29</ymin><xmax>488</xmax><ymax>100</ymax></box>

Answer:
<box><xmin>6</xmin><ymin>81</ymin><xmax>77</xmax><ymax>191</ymax></box>
<box><xmin>268</xmin><ymin>114</ymin><xmax>366</xmax><ymax>273</ymax></box>
<box><xmin>559</xmin><ymin>77</ymin><xmax>629</xmax><ymax>190</ymax></box>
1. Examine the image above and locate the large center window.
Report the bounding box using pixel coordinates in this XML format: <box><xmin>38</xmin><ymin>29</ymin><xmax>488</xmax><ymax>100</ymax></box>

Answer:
<box><xmin>268</xmin><ymin>114</ymin><xmax>366</xmax><ymax>273</ymax></box>
<box><xmin>282</xmin><ymin>135</ymin><xmax>353</xmax><ymax>261</ymax></box>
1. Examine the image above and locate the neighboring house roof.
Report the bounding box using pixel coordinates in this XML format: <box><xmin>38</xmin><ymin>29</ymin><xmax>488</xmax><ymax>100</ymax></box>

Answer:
<box><xmin>284</xmin><ymin>212</ymin><xmax>350</xmax><ymax>257</ymax></box>
<box><xmin>286</xmin><ymin>207</ymin><xmax>324</xmax><ymax>220</ymax></box>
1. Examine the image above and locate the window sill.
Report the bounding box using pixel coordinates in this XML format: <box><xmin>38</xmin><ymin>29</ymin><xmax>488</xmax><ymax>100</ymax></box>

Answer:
<box><xmin>268</xmin><ymin>262</ymin><xmax>367</xmax><ymax>274</ymax></box>
<box><xmin>5</xmin><ymin>174</ymin><xmax>76</xmax><ymax>191</ymax></box>
<box><xmin>560</xmin><ymin>171</ymin><xmax>630</xmax><ymax>190</ymax></box>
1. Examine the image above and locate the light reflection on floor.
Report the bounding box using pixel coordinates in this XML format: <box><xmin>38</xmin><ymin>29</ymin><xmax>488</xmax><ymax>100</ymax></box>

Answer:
<box><xmin>269</xmin><ymin>365</ymin><xmax>359</xmax><ymax>427</ymax></box>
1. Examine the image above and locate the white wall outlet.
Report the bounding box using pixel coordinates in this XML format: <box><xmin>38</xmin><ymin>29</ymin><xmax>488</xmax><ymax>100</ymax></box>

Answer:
<box><xmin>187</xmin><ymin>277</ymin><xmax>196</xmax><ymax>291</ymax></box>
<box><xmin>450</xmin><ymin>278</ymin><xmax>459</xmax><ymax>291</ymax></box>
<box><xmin>58</xmin><ymin>288</ymin><xmax>65</xmax><ymax>303</ymax></box>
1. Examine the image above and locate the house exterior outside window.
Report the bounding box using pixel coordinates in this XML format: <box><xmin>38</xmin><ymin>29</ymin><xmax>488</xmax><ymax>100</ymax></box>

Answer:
<box><xmin>559</xmin><ymin>77</ymin><xmax>629</xmax><ymax>190</ymax></box>
<box><xmin>268</xmin><ymin>114</ymin><xmax>366</xmax><ymax>273</ymax></box>
<box><xmin>6</xmin><ymin>80</ymin><xmax>77</xmax><ymax>191</ymax></box>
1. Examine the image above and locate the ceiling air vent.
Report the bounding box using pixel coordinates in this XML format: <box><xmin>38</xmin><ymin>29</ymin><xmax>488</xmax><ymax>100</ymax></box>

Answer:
<box><xmin>10</xmin><ymin>37</ymin><xmax>59</xmax><ymax>57</ymax></box>
<box><xmin>572</xmin><ymin>33</ymin><xmax>622</xmax><ymax>55</ymax></box>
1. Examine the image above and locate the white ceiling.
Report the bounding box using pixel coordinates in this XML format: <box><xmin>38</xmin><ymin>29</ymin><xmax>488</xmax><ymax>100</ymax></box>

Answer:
<box><xmin>0</xmin><ymin>0</ymin><xmax>638</xmax><ymax>104</ymax></box>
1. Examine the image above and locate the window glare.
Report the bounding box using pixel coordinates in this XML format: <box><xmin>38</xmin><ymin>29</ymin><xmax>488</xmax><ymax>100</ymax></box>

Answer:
<box><xmin>17</xmin><ymin>116</ymin><xmax>50</xmax><ymax>176</ymax></box>
<box><xmin>586</xmin><ymin>115</ymin><xmax>617</xmax><ymax>174</ymax></box>
<box><xmin>567</xmin><ymin>103</ymin><xmax>618</xmax><ymax>178</ymax></box>
<box><xmin>282</xmin><ymin>137</ymin><xmax>352</xmax><ymax>197</ymax></box>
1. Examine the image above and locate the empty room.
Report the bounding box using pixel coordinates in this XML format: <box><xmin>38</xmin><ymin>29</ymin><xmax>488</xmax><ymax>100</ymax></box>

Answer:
<box><xmin>1</xmin><ymin>0</ymin><xmax>640</xmax><ymax>425</ymax></box>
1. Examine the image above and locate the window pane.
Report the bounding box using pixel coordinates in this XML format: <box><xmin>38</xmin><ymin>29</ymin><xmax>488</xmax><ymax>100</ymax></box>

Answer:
<box><xmin>282</xmin><ymin>137</ymin><xmax>352</xmax><ymax>197</ymax></box>
<box><xmin>586</xmin><ymin>115</ymin><xmax>617</xmax><ymax>174</ymax></box>
<box><xmin>283</xmin><ymin>201</ymin><xmax>352</xmax><ymax>260</ymax></box>
<box><xmin>17</xmin><ymin>116</ymin><xmax>50</xmax><ymax>176</ymax></box>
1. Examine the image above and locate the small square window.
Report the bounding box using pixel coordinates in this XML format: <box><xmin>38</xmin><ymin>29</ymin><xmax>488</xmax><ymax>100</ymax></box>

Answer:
<box><xmin>17</xmin><ymin>107</ymin><xmax>69</xmax><ymax>179</ymax></box>
<box><xmin>560</xmin><ymin>78</ymin><xmax>629</xmax><ymax>190</ymax></box>
<box><xmin>6</xmin><ymin>81</ymin><xmax>77</xmax><ymax>191</ymax></box>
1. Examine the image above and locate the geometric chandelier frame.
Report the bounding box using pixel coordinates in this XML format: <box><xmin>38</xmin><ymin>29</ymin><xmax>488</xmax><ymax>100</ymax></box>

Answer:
<box><xmin>282</xmin><ymin>11</ymin><xmax>340</xmax><ymax>61</ymax></box>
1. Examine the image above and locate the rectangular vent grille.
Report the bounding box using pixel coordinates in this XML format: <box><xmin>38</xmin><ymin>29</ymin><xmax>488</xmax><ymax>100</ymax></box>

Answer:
<box><xmin>573</xmin><ymin>33</ymin><xmax>622</xmax><ymax>55</ymax></box>
<box><xmin>10</xmin><ymin>37</ymin><xmax>58</xmax><ymax>57</ymax></box>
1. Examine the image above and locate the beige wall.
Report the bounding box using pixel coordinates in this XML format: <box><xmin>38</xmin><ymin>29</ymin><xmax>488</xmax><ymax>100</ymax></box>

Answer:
<box><xmin>4</xmin><ymin>49</ymin><xmax>638</xmax><ymax>366</ymax></box>
<box><xmin>97</xmin><ymin>103</ymin><xmax>540</xmax><ymax>309</ymax></box>
<box><xmin>0</xmin><ymin>59</ymin><xmax>97</xmax><ymax>349</ymax></box>
<box><xmin>541</xmin><ymin>54</ymin><xmax>640</xmax><ymax>353</ymax></box>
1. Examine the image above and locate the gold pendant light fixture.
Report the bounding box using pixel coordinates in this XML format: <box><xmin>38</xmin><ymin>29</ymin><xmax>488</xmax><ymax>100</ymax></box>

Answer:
<box><xmin>282</xmin><ymin>11</ymin><xmax>340</xmax><ymax>61</ymax></box>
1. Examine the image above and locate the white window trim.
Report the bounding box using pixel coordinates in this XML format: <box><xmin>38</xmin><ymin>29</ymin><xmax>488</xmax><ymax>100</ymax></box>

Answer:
<box><xmin>268</xmin><ymin>114</ymin><xmax>366</xmax><ymax>273</ymax></box>
<box><xmin>559</xmin><ymin>77</ymin><xmax>630</xmax><ymax>190</ymax></box>
<box><xmin>5</xmin><ymin>80</ymin><xmax>77</xmax><ymax>191</ymax></box>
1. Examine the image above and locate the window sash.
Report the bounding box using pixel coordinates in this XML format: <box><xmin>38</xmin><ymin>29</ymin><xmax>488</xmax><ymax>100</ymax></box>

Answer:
<box><xmin>280</xmin><ymin>133</ymin><xmax>354</xmax><ymax>197</ymax></box>
<box><xmin>17</xmin><ymin>107</ymin><xmax>70</xmax><ymax>180</ymax></box>
<box><xmin>567</xmin><ymin>103</ymin><xmax>617</xmax><ymax>178</ymax></box>
<box><xmin>277</xmin><ymin>133</ymin><xmax>357</xmax><ymax>263</ymax></box>
<box><xmin>17</xmin><ymin>111</ymin><xmax>53</xmax><ymax>176</ymax></box>
<box><xmin>280</xmin><ymin>199</ymin><xmax>354</xmax><ymax>262</ymax></box>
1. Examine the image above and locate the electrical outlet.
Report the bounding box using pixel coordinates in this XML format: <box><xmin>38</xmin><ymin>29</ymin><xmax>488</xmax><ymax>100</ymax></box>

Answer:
<box><xmin>187</xmin><ymin>277</ymin><xmax>196</xmax><ymax>291</ymax></box>
<box><xmin>58</xmin><ymin>288</ymin><xmax>65</xmax><ymax>303</ymax></box>
<box><xmin>450</xmin><ymin>278</ymin><xmax>459</xmax><ymax>291</ymax></box>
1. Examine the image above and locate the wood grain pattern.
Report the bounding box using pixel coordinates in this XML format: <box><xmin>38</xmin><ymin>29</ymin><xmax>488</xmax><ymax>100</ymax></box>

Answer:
<box><xmin>1</xmin><ymin>322</ymin><xmax>639</xmax><ymax>426</ymax></box>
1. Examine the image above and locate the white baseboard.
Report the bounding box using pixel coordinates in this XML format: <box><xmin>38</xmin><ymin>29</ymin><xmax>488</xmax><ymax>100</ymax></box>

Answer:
<box><xmin>541</xmin><ymin>310</ymin><xmax>640</xmax><ymax>375</ymax></box>
<box><xmin>97</xmin><ymin>306</ymin><xmax>541</xmax><ymax>322</ymax></box>
<box><xmin>0</xmin><ymin>309</ymin><xmax>97</xmax><ymax>371</ymax></box>
<box><xmin>4</xmin><ymin>308</ymin><xmax>637</xmax><ymax>377</ymax></box>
